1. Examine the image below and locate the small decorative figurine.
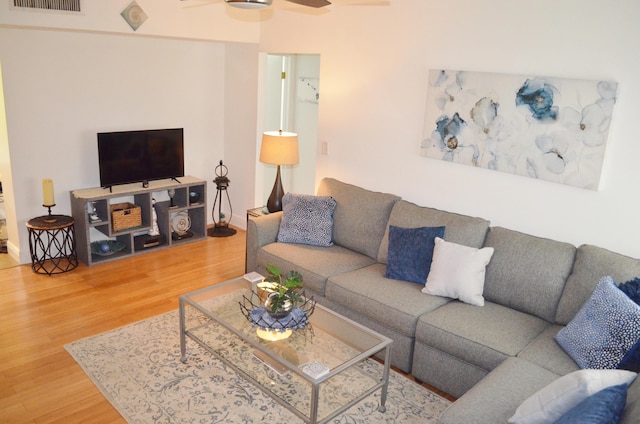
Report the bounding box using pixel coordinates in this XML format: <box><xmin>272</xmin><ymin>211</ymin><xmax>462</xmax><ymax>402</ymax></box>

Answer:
<box><xmin>149</xmin><ymin>198</ymin><xmax>160</xmax><ymax>236</ymax></box>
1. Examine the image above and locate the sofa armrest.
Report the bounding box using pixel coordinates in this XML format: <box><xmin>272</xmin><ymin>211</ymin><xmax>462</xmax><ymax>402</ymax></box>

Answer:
<box><xmin>246</xmin><ymin>212</ymin><xmax>282</xmax><ymax>272</ymax></box>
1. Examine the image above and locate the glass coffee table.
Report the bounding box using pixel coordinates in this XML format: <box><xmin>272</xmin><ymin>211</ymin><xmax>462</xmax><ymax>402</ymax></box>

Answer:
<box><xmin>179</xmin><ymin>276</ymin><xmax>392</xmax><ymax>424</ymax></box>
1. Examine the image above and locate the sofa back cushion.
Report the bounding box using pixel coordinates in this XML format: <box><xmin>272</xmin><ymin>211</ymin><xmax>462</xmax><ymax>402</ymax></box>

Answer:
<box><xmin>483</xmin><ymin>227</ymin><xmax>576</xmax><ymax>322</ymax></box>
<box><xmin>316</xmin><ymin>178</ymin><xmax>399</xmax><ymax>259</ymax></box>
<box><xmin>377</xmin><ymin>200</ymin><xmax>490</xmax><ymax>263</ymax></box>
<box><xmin>555</xmin><ymin>244</ymin><xmax>640</xmax><ymax>325</ymax></box>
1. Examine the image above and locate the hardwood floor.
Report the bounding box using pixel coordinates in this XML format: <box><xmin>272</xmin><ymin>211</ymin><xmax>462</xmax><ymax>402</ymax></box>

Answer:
<box><xmin>1</xmin><ymin>229</ymin><xmax>247</xmax><ymax>423</ymax></box>
<box><xmin>0</xmin><ymin>252</ymin><xmax>19</xmax><ymax>270</ymax></box>
<box><xmin>0</xmin><ymin>227</ymin><xmax>453</xmax><ymax>423</ymax></box>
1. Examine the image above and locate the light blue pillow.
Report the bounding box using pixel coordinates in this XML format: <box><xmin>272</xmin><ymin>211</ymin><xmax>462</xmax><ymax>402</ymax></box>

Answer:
<box><xmin>554</xmin><ymin>384</ymin><xmax>627</xmax><ymax>424</ymax></box>
<box><xmin>385</xmin><ymin>225</ymin><xmax>445</xmax><ymax>284</ymax></box>
<box><xmin>555</xmin><ymin>276</ymin><xmax>640</xmax><ymax>369</ymax></box>
<box><xmin>277</xmin><ymin>193</ymin><xmax>337</xmax><ymax>247</ymax></box>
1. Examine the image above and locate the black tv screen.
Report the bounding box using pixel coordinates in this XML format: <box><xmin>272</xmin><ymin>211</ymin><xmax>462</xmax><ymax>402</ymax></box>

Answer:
<box><xmin>97</xmin><ymin>128</ymin><xmax>184</xmax><ymax>188</ymax></box>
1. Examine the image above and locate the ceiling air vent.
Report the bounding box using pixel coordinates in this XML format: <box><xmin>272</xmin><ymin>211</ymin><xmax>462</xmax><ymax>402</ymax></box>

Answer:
<box><xmin>13</xmin><ymin>0</ymin><xmax>81</xmax><ymax>12</ymax></box>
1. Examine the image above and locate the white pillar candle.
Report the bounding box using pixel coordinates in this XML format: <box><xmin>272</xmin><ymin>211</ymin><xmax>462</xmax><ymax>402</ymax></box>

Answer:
<box><xmin>42</xmin><ymin>179</ymin><xmax>55</xmax><ymax>206</ymax></box>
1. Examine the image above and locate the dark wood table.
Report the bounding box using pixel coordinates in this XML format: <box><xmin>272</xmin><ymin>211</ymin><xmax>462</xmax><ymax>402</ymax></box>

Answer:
<box><xmin>26</xmin><ymin>214</ymin><xmax>78</xmax><ymax>275</ymax></box>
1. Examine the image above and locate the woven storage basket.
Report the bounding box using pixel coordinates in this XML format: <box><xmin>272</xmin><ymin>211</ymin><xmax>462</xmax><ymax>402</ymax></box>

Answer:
<box><xmin>110</xmin><ymin>202</ymin><xmax>142</xmax><ymax>232</ymax></box>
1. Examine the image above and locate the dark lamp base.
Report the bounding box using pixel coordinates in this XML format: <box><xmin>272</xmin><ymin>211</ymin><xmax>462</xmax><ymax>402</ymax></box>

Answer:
<box><xmin>208</xmin><ymin>226</ymin><xmax>237</xmax><ymax>238</ymax></box>
<box><xmin>266</xmin><ymin>165</ymin><xmax>285</xmax><ymax>213</ymax></box>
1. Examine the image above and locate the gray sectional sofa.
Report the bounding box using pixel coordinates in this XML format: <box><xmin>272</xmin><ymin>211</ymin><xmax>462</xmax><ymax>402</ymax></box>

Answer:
<box><xmin>246</xmin><ymin>177</ymin><xmax>640</xmax><ymax>423</ymax></box>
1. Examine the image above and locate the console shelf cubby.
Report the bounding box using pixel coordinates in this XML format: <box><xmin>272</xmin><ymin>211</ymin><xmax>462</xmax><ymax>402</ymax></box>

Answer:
<box><xmin>70</xmin><ymin>176</ymin><xmax>207</xmax><ymax>266</ymax></box>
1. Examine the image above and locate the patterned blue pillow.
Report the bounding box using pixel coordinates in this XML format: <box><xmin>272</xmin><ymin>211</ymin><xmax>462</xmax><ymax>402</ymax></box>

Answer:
<box><xmin>555</xmin><ymin>276</ymin><xmax>640</xmax><ymax>369</ymax></box>
<box><xmin>277</xmin><ymin>193</ymin><xmax>337</xmax><ymax>247</ymax></box>
<box><xmin>385</xmin><ymin>225</ymin><xmax>445</xmax><ymax>284</ymax></box>
<box><xmin>619</xmin><ymin>277</ymin><xmax>640</xmax><ymax>305</ymax></box>
<box><xmin>555</xmin><ymin>384</ymin><xmax>627</xmax><ymax>424</ymax></box>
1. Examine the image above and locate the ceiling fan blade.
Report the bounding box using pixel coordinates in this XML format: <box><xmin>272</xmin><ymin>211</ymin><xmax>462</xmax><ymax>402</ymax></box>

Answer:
<box><xmin>286</xmin><ymin>0</ymin><xmax>331</xmax><ymax>8</ymax></box>
<box><xmin>179</xmin><ymin>0</ymin><xmax>223</xmax><ymax>7</ymax></box>
<box><xmin>341</xmin><ymin>0</ymin><xmax>388</xmax><ymax>5</ymax></box>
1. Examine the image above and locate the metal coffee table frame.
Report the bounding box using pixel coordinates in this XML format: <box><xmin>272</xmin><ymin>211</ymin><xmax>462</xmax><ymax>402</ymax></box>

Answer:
<box><xmin>179</xmin><ymin>277</ymin><xmax>392</xmax><ymax>424</ymax></box>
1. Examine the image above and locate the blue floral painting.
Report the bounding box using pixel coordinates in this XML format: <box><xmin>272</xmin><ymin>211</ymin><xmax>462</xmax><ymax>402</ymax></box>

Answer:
<box><xmin>421</xmin><ymin>70</ymin><xmax>617</xmax><ymax>190</ymax></box>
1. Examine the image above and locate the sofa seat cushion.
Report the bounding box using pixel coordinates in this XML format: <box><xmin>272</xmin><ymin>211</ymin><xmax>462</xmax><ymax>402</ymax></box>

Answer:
<box><xmin>517</xmin><ymin>325</ymin><xmax>580</xmax><ymax>376</ymax></box>
<box><xmin>416</xmin><ymin>301</ymin><xmax>550</xmax><ymax>372</ymax></box>
<box><xmin>482</xmin><ymin>227</ymin><xmax>576</xmax><ymax>322</ymax></box>
<box><xmin>257</xmin><ymin>242</ymin><xmax>376</xmax><ymax>296</ymax></box>
<box><xmin>316</xmin><ymin>178</ymin><xmax>399</xmax><ymax>259</ymax></box>
<box><xmin>315</xmin><ymin>296</ymin><xmax>417</xmax><ymax>373</ymax></box>
<box><xmin>439</xmin><ymin>357</ymin><xmax>560</xmax><ymax>424</ymax></box>
<box><xmin>325</xmin><ymin>263</ymin><xmax>451</xmax><ymax>337</ymax></box>
<box><xmin>377</xmin><ymin>199</ymin><xmax>490</xmax><ymax>263</ymax></box>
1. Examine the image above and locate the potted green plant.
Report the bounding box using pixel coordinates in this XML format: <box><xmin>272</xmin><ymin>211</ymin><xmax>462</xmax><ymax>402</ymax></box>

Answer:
<box><xmin>263</xmin><ymin>264</ymin><xmax>303</xmax><ymax>318</ymax></box>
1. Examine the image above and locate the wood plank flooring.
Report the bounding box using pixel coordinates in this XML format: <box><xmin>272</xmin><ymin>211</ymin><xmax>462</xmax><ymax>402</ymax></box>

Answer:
<box><xmin>0</xmin><ymin>227</ymin><xmax>453</xmax><ymax>423</ymax></box>
<box><xmin>1</xmin><ymin>229</ymin><xmax>247</xmax><ymax>423</ymax></box>
<box><xmin>0</xmin><ymin>252</ymin><xmax>19</xmax><ymax>270</ymax></box>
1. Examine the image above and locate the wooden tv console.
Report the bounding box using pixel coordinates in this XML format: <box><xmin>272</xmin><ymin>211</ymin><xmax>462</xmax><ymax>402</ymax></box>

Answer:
<box><xmin>70</xmin><ymin>176</ymin><xmax>206</xmax><ymax>266</ymax></box>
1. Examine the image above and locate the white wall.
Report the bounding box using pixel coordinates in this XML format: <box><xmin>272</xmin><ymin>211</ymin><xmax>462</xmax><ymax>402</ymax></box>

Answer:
<box><xmin>0</xmin><ymin>28</ymin><xmax>228</xmax><ymax>264</ymax></box>
<box><xmin>222</xmin><ymin>42</ymin><xmax>261</xmax><ymax>228</ymax></box>
<box><xmin>2</xmin><ymin>0</ymin><xmax>640</xmax><ymax>263</ymax></box>
<box><xmin>258</xmin><ymin>0</ymin><xmax>640</xmax><ymax>259</ymax></box>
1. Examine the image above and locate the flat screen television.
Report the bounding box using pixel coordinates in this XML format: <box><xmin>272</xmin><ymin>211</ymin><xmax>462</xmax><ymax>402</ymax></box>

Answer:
<box><xmin>97</xmin><ymin>128</ymin><xmax>184</xmax><ymax>189</ymax></box>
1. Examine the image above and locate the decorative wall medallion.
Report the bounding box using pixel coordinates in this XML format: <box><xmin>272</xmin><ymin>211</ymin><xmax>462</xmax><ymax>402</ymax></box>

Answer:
<box><xmin>121</xmin><ymin>1</ymin><xmax>147</xmax><ymax>31</ymax></box>
<box><xmin>421</xmin><ymin>69</ymin><xmax>617</xmax><ymax>190</ymax></box>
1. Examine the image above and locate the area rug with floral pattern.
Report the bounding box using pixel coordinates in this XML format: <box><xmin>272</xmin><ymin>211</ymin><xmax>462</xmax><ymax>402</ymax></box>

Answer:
<box><xmin>65</xmin><ymin>308</ymin><xmax>451</xmax><ymax>423</ymax></box>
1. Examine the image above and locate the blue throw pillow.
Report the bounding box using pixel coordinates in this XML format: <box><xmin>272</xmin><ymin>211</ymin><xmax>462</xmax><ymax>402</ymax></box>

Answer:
<box><xmin>385</xmin><ymin>225</ymin><xmax>445</xmax><ymax>284</ymax></box>
<box><xmin>555</xmin><ymin>276</ymin><xmax>640</xmax><ymax>369</ymax></box>
<box><xmin>277</xmin><ymin>193</ymin><xmax>337</xmax><ymax>247</ymax></box>
<box><xmin>619</xmin><ymin>277</ymin><xmax>640</xmax><ymax>305</ymax></box>
<box><xmin>616</xmin><ymin>277</ymin><xmax>640</xmax><ymax>372</ymax></box>
<box><xmin>554</xmin><ymin>384</ymin><xmax>627</xmax><ymax>424</ymax></box>
<box><xmin>618</xmin><ymin>338</ymin><xmax>640</xmax><ymax>372</ymax></box>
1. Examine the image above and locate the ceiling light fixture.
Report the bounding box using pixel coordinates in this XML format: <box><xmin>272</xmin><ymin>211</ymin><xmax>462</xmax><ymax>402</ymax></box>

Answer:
<box><xmin>225</xmin><ymin>0</ymin><xmax>272</xmax><ymax>8</ymax></box>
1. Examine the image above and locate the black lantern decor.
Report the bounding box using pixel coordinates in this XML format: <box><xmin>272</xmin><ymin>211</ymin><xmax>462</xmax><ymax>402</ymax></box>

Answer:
<box><xmin>208</xmin><ymin>160</ymin><xmax>237</xmax><ymax>238</ymax></box>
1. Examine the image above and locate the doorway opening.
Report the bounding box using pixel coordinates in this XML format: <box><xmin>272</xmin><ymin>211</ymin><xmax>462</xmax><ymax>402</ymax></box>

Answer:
<box><xmin>256</xmin><ymin>53</ymin><xmax>320</xmax><ymax>208</ymax></box>
<box><xmin>0</xmin><ymin>60</ymin><xmax>19</xmax><ymax>269</ymax></box>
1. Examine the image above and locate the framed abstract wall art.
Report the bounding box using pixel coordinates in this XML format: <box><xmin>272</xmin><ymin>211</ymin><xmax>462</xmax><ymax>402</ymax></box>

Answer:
<box><xmin>297</xmin><ymin>77</ymin><xmax>320</xmax><ymax>104</ymax></box>
<box><xmin>420</xmin><ymin>69</ymin><xmax>617</xmax><ymax>190</ymax></box>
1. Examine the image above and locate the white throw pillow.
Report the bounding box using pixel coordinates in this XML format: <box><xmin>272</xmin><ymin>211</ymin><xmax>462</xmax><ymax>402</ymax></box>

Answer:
<box><xmin>508</xmin><ymin>369</ymin><xmax>638</xmax><ymax>424</ymax></box>
<box><xmin>421</xmin><ymin>237</ymin><xmax>494</xmax><ymax>306</ymax></box>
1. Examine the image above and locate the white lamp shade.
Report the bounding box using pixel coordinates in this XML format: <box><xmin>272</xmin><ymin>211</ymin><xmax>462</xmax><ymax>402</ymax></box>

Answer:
<box><xmin>259</xmin><ymin>131</ymin><xmax>299</xmax><ymax>165</ymax></box>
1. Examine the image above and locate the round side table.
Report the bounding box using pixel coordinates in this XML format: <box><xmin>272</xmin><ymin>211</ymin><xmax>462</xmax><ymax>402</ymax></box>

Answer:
<box><xmin>26</xmin><ymin>214</ymin><xmax>78</xmax><ymax>275</ymax></box>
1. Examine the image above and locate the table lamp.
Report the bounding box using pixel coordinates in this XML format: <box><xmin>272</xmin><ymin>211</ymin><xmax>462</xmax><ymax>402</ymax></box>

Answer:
<box><xmin>259</xmin><ymin>130</ymin><xmax>299</xmax><ymax>212</ymax></box>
